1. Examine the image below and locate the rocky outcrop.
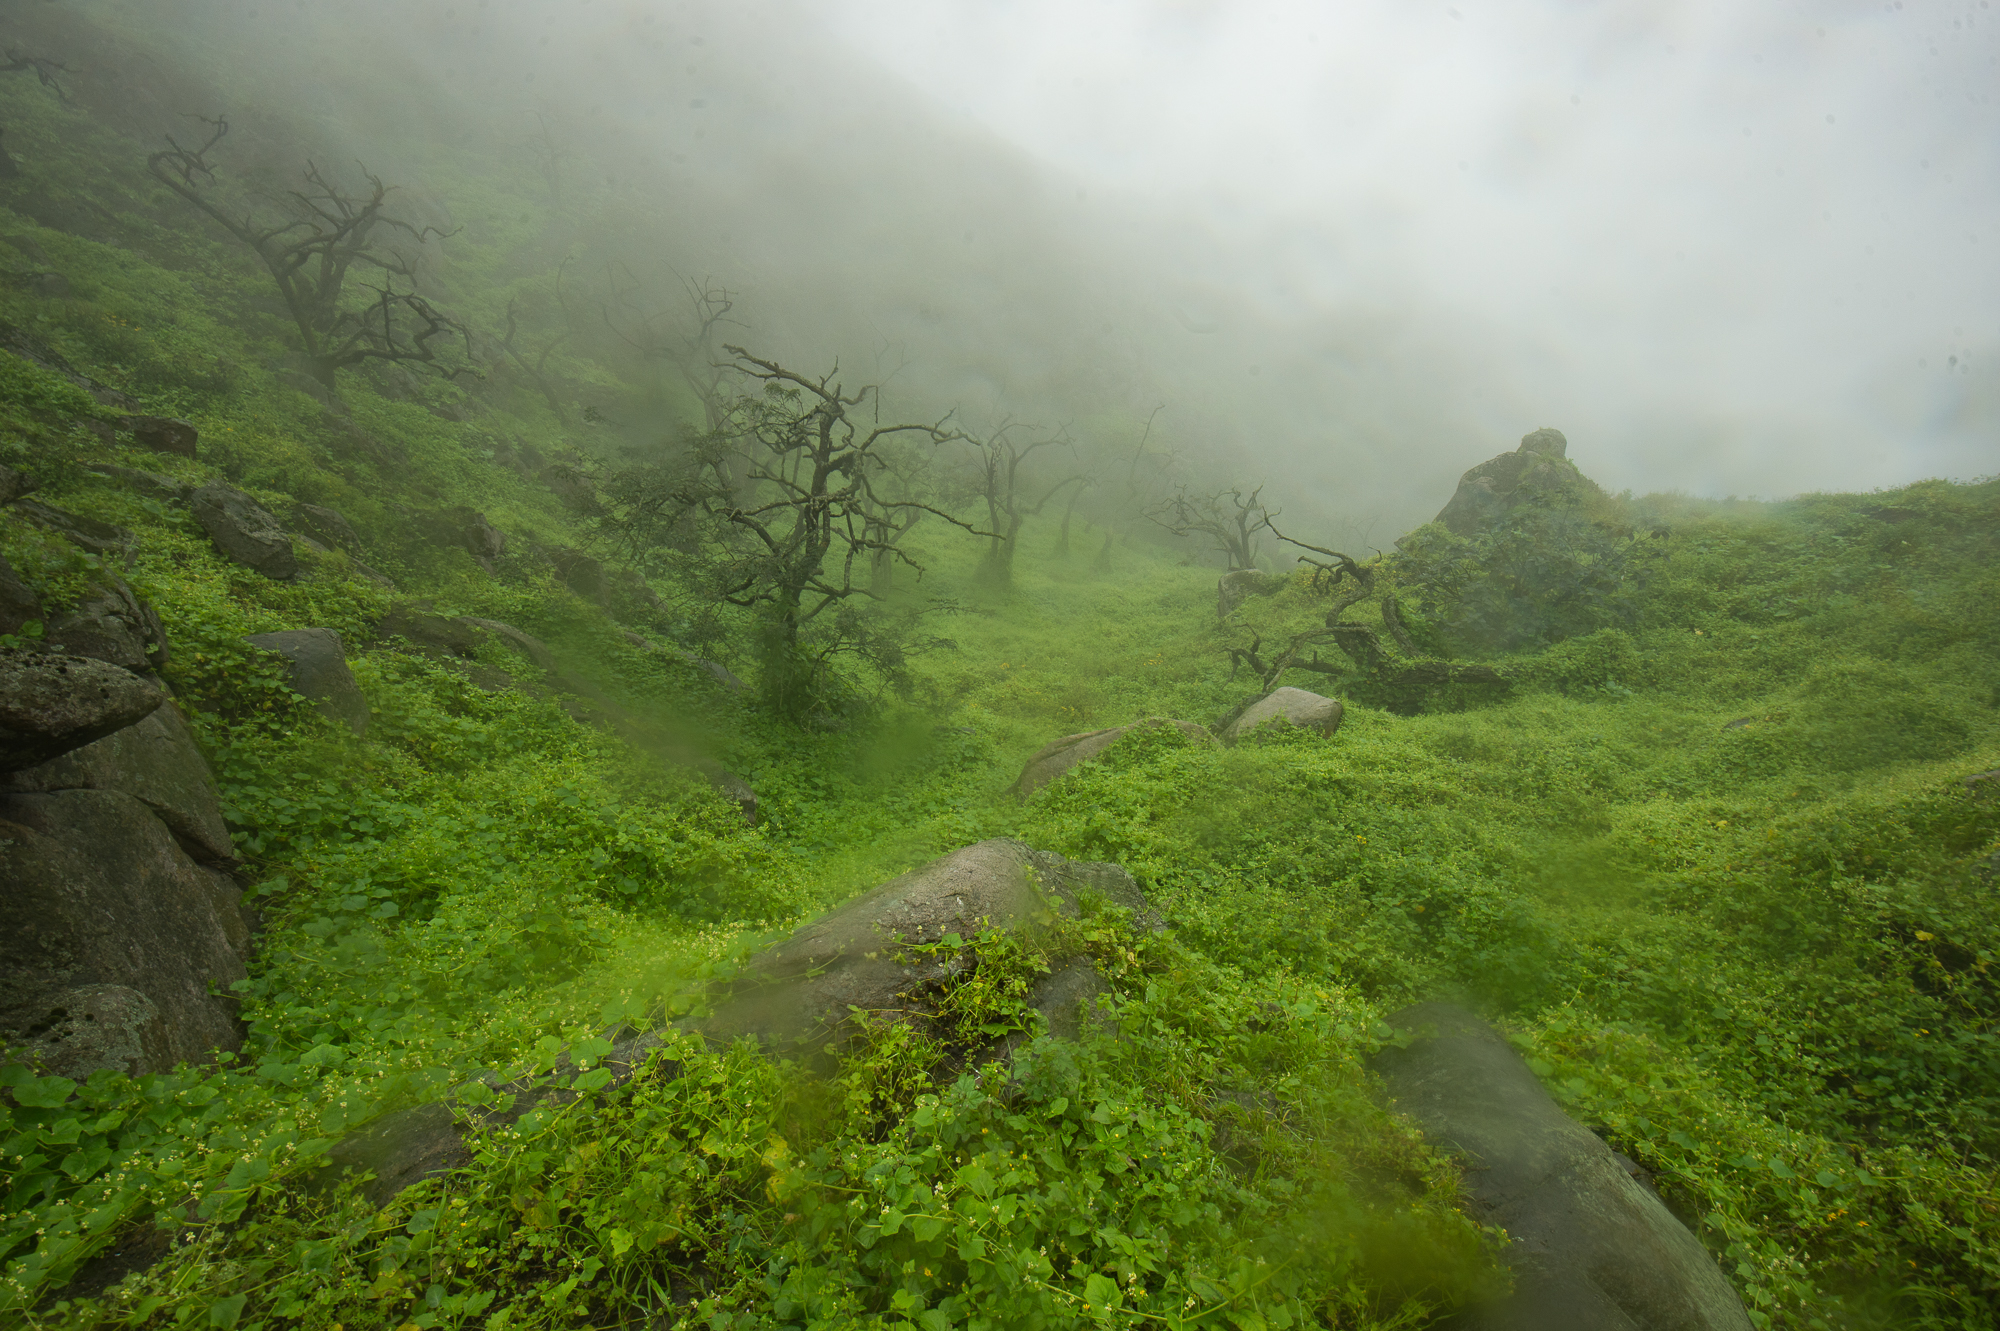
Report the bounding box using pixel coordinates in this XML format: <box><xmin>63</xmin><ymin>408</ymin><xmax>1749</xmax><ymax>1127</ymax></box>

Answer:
<box><xmin>1223</xmin><ymin>687</ymin><xmax>1344</xmax><ymax>745</ymax></box>
<box><xmin>292</xmin><ymin>503</ymin><xmax>361</xmax><ymax>556</ymax></box>
<box><xmin>119</xmin><ymin>415</ymin><xmax>198</xmax><ymax>459</ymax></box>
<box><xmin>1217</xmin><ymin>568</ymin><xmax>1285</xmax><ymax>618</ymax></box>
<box><xmin>0</xmin><ymin>556</ymin><xmax>36</xmax><ymax>635</ymax></box>
<box><xmin>87</xmin><ymin>463</ymin><xmax>188</xmax><ymax>500</ymax></box>
<box><xmin>243</xmin><ymin>628</ymin><xmax>369</xmax><ymax>737</ymax></box>
<box><xmin>14</xmin><ymin>498</ymin><xmax>132</xmax><ymax>556</ymax></box>
<box><xmin>323</xmin><ymin>842</ymin><xmax>1157</xmax><ymax>1206</ymax></box>
<box><xmin>0</xmin><ymin>790</ymin><xmax>248</xmax><ymax>1079</ymax></box>
<box><xmin>1010</xmin><ymin>717</ymin><xmax>1215</xmax><ymax>798</ymax></box>
<box><xmin>1431</xmin><ymin>428</ymin><xmax>1598</xmax><ymax>539</ymax></box>
<box><xmin>1371</xmin><ymin>1003</ymin><xmax>1753</xmax><ymax>1331</ymax></box>
<box><xmin>428</xmin><ymin>506</ymin><xmax>506</xmax><ymax>570</ymax></box>
<box><xmin>4</xmin><ymin>697</ymin><xmax>234</xmax><ymax>863</ymax></box>
<box><xmin>0</xmin><ymin>460</ymin><xmax>34</xmax><ymax>504</ymax></box>
<box><xmin>0</xmin><ymin>649</ymin><xmax>163</xmax><ymax>769</ymax></box>
<box><xmin>705</xmin><ymin>839</ymin><xmax>1157</xmax><ymax>1056</ymax></box>
<box><xmin>43</xmin><ymin>579</ymin><xmax>169</xmax><ymax>674</ymax></box>
<box><xmin>191</xmin><ymin>483</ymin><xmax>297</xmax><ymax>580</ymax></box>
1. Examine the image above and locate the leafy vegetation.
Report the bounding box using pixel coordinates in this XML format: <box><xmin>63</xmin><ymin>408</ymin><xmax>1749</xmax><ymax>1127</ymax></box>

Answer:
<box><xmin>0</xmin><ymin>9</ymin><xmax>1996</xmax><ymax>1331</ymax></box>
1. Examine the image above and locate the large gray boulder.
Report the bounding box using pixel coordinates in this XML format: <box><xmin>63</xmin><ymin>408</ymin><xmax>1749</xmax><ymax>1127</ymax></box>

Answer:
<box><xmin>120</xmin><ymin>415</ymin><xmax>198</xmax><ymax>459</ymax></box>
<box><xmin>705</xmin><ymin>839</ymin><xmax>1157</xmax><ymax>1054</ymax></box>
<box><xmin>1218</xmin><ymin>568</ymin><xmax>1285</xmax><ymax>618</ymax></box>
<box><xmin>1371</xmin><ymin>1003</ymin><xmax>1753</xmax><ymax>1331</ymax></box>
<box><xmin>244</xmin><ymin>628</ymin><xmax>368</xmax><ymax>737</ymax></box>
<box><xmin>1011</xmin><ymin>717</ymin><xmax>1215</xmax><ymax>798</ymax></box>
<box><xmin>292</xmin><ymin>503</ymin><xmax>362</xmax><ymax>556</ymax></box>
<box><xmin>0</xmin><ymin>649</ymin><xmax>163</xmax><ymax>770</ymax></box>
<box><xmin>1431</xmin><ymin>428</ymin><xmax>1598</xmax><ymax>539</ymax></box>
<box><xmin>0</xmin><ymin>789</ymin><xmax>249</xmax><ymax>1079</ymax></box>
<box><xmin>5</xmin><ymin>698</ymin><xmax>235</xmax><ymax>862</ymax></box>
<box><xmin>191</xmin><ymin>483</ymin><xmax>297</xmax><ymax>580</ymax></box>
<box><xmin>1224</xmin><ymin>686</ymin><xmax>1344</xmax><ymax>745</ymax></box>
<box><xmin>42</xmin><ymin>579</ymin><xmax>169</xmax><ymax>674</ymax></box>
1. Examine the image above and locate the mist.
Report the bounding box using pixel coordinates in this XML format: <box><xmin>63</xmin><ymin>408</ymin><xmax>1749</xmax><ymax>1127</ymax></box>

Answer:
<box><xmin>68</xmin><ymin>0</ymin><xmax>2000</xmax><ymax>544</ymax></box>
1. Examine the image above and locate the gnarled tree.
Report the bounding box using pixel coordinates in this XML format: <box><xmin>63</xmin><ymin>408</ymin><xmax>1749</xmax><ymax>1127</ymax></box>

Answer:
<box><xmin>604</xmin><ymin>346</ymin><xmax>984</xmax><ymax>721</ymax></box>
<box><xmin>147</xmin><ymin>118</ymin><xmax>470</xmax><ymax>389</ymax></box>
<box><xmin>1147</xmin><ymin>482</ymin><xmax>1273</xmax><ymax>570</ymax></box>
<box><xmin>963</xmin><ymin>420</ymin><xmax>1086</xmax><ymax>585</ymax></box>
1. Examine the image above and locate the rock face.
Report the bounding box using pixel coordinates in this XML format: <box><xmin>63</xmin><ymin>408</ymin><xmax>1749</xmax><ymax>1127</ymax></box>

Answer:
<box><xmin>243</xmin><ymin>628</ymin><xmax>369</xmax><ymax>736</ymax></box>
<box><xmin>4</xmin><ymin>698</ymin><xmax>235</xmax><ymax>863</ymax></box>
<box><xmin>15</xmin><ymin>498</ymin><xmax>133</xmax><ymax>556</ymax></box>
<box><xmin>120</xmin><ymin>415</ymin><xmax>198</xmax><ymax>458</ymax></box>
<box><xmin>1217</xmin><ymin>568</ymin><xmax>1285</xmax><ymax>618</ymax></box>
<box><xmin>1224</xmin><ymin>687</ymin><xmax>1344</xmax><ymax>745</ymax></box>
<box><xmin>0</xmin><ymin>556</ymin><xmax>36</xmax><ymax>635</ymax></box>
<box><xmin>292</xmin><ymin>503</ymin><xmax>362</xmax><ymax>556</ymax></box>
<box><xmin>1011</xmin><ymin>717</ymin><xmax>1215</xmax><ymax>798</ymax></box>
<box><xmin>705</xmin><ymin>839</ymin><xmax>1158</xmax><ymax>1054</ymax></box>
<box><xmin>1432</xmin><ymin>428</ymin><xmax>1597</xmax><ymax>539</ymax></box>
<box><xmin>0</xmin><ymin>789</ymin><xmax>248</xmax><ymax>1079</ymax></box>
<box><xmin>0</xmin><ymin>649</ymin><xmax>163</xmax><ymax>769</ymax></box>
<box><xmin>1371</xmin><ymin>1003</ymin><xmax>1753</xmax><ymax>1331</ymax></box>
<box><xmin>191</xmin><ymin>483</ymin><xmax>297</xmax><ymax>580</ymax></box>
<box><xmin>43</xmin><ymin>580</ymin><xmax>169</xmax><ymax>674</ymax></box>
<box><xmin>87</xmin><ymin>464</ymin><xmax>188</xmax><ymax>500</ymax></box>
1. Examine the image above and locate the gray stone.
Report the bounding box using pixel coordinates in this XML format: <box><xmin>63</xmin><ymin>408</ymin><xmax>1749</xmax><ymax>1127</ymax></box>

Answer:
<box><xmin>13</xmin><ymin>498</ymin><xmax>133</xmax><ymax>557</ymax></box>
<box><xmin>1371</xmin><ymin>1003</ymin><xmax>1753</xmax><ymax>1331</ymax></box>
<box><xmin>0</xmin><ymin>460</ymin><xmax>36</xmax><ymax>504</ymax></box>
<box><xmin>292</xmin><ymin>503</ymin><xmax>361</xmax><ymax>556</ymax></box>
<box><xmin>430</xmin><ymin>506</ymin><xmax>506</xmax><ymax>568</ymax></box>
<box><xmin>1218</xmin><ymin>568</ymin><xmax>1285</xmax><ymax>618</ymax></box>
<box><xmin>243</xmin><ymin>628</ymin><xmax>368</xmax><ymax>736</ymax></box>
<box><xmin>119</xmin><ymin>415</ymin><xmax>198</xmax><ymax>459</ymax></box>
<box><xmin>191</xmin><ymin>484</ymin><xmax>297</xmax><ymax>580</ymax></box>
<box><xmin>705</xmin><ymin>839</ymin><xmax>1154</xmax><ymax>1055</ymax></box>
<box><xmin>87</xmin><ymin>464</ymin><xmax>188</xmax><ymax>500</ymax></box>
<box><xmin>0</xmin><ymin>649</ymin><xmax>163</xmax><ymax>771</ymax></box>
<box><xmin>0</xmin><ymin>554</ymin><xmax>38</xmax><ymax>635</ymax></box>
<box><xmin>1011</xmin><ymin>717</ymin><xmax>1216</xmax><ymax>797</ymax></box>
<box><xmin>16</xmin><ymin>984</ymin><xmax>168</xmax><ymax>1083</ymax></box>
<box><xmin>4</xmin><ymin>698</ymin><xmax>234</xmax><ymax>862</ymax></box>
<box><xmin>1431</xmin><ymin>428</ymin><xmax>1597</xmax><ymax>540</ymax></box>
<box><xmin>1223</xmin><ymin>687</ymin><xmax>1344</xmax><ymax>745</ymax></box>
<box><xmin>0</xmin><ymin>789</ymin><xmax>249</xmax><ymax>1077</ymax></box>
<box><xmin>43</xmin><ymin>579</ymin><xmax>169</xmax><ymax>673</ymax></box>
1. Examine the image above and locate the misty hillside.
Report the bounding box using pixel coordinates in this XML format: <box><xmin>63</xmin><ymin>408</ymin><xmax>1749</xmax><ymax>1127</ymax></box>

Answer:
<box><xmin>1</xmin><ymin>4</ymin><xmax>1997</xmax><ymax>1331</ymax></box>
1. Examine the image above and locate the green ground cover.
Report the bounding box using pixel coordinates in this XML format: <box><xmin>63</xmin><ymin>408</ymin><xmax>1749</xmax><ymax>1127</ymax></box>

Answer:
<box><xmin>1</xmin><ymin>11</ymin><xmax>1997</xmax><ymax>1328</ymax></box>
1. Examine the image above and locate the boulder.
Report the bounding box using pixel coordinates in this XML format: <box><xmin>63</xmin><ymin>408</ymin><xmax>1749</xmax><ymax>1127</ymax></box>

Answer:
<box><xmin>119</xmin><ymin>415</ymin><xmax>199</xmax><ymax>459</ymax></box>
<box><xmin>705</xmin><ymin>839</ymin><xmax>1158</xmax><ymax>1054</ymax></box>
<box><xmin>1223</xmin><ymin>687</ymin><xmax>1343</xmax><ymax>745</ymax></box>
<box><xmin>4</xmin><ymin>698</ymin><xmax>234</xmax><ymax>862</ymax></box>
<box><xmin>460</xmin><ymin>617</ymin><xmax>557</xmax><ymax>671</ymax></box>
<box><xmin>553</xmin><ymin>549</ymin><xmax>607</xmax><ymax>602</ymax></box>
<box><xmin>0</xmin><ymin>649</ymin><xmax>163</xmax><ymax>770</ymax></box>
<box><xmin>694</xmin><ymin>760</ymin><xmax>759</xmax><ymax>824</ymax></box>
<box><xmin>1431</xmin><ymin>428</ymin><xmax>1599</xmax><ymax>540</ymax></box>
<box><xmin>86</xmin><ymin>463</ymin><xmax>188</xmax><ymax>500</ymax></box>
<box><xmin>1371</xmin><ymin>1003</ymin><xmax>1753</xmax><ymax>1331</ymax></box>
<box><xmin>191</xmin><ymin>483</ymin><xmax>297</xmax><ymax>580</ymax></box>
<box><xmin>1</xmin><ymin>460</ymin><xmax>36</xmax><ymax>504</ymax></box>
<box><xmin>430</xmin><ymin>506</ymin><xmax>506</xmax><ymax>569</ymax></box>
<box><xmin>0</xmin><ymin>789</ymin><xmax>249</xmax><ymax>1078</ymax></box>
<box><xmin>292</xmin><ymin>503</ymin><xmax>362</xmax><ymax>556</ymax></box>
<box><xmin>1011</xmin><ymin>717</ymin><xmax>1215</xmax><ymax>798</ymax></box>
<box><xmin>14</xmin><ymin>498</ymin><xmax>133</xmax><ymax>557</ymax></box>
<box><xmin>376</xmin><ymin>602</ymin><xmax>483</xmax><ymax>658</ymax></box>
<box><xmin>42</xmin><ymin>579</ymin><xmax>169</xmax><ymax>674</ymax></box>
<box><xmin>243</xmin><ymin>628</ymin><xmax>369</xmax><ymax>737</ymax></box>
<box><xmin>0</xmin><ymin>554</ymin><xmax>38</xmax><ymax>635</ymax></box>
<box><xmin>1218</xmin><ymin>568</ymin><xmax>1285</xmax><ymax>618</ymax></box>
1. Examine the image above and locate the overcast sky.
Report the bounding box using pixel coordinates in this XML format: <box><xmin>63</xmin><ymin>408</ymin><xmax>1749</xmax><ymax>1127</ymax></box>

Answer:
<box><xmin>808</xmin><ymin>1</ymin><xmax>1996</xmax><ymax>504</ymax></box>
<box><xmin>129</xmin><ymin>0</ymin><xmax>2000</xmax><ymax>536</ymax></box>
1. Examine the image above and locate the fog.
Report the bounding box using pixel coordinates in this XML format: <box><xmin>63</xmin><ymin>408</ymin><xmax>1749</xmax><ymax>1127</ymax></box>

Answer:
<box><xmin>96</xmin><ymin>0</ymin><xmax>2000</xmax><ymax>543</ymax></box>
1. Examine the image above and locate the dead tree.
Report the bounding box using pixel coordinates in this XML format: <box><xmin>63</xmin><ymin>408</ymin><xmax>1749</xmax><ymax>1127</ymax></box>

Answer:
<box><xmin>1</xmin><ymin>49</ymin><xmax>74</xmax><ymax>104</ymax></box>
<box><xmin>963</xmin><ymin>420</ymin><xmax>1087</xmax><ymax>585</ymax></box>
<box><xmin>1146</xmin><ymin>483</ymin><xmax>1273</xmax><ymax>570</ymax></box>
<box><xmin>499</xmin><ymin>260</ymin><xmax>573</xmax><ymax>423</ymax></box>
<box><xmin>147</xmin><ymin>118</ymin><xmax>470</xmax><ymax>389</ymax></box>
<box><xmin>1224</xmin><ymin>626</ymin><xmax>1348</xmax><ymax>692</ymax></box>
<box><xmin>605</xmin><ymin>346</ymin><xmax>989</xmax><ymax>720</ymax></box>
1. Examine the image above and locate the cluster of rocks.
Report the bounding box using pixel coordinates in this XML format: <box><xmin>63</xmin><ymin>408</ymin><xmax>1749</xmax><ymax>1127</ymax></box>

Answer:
<box><xmin>0</xmin><ymin>645</ymin><xmax>251</xmax><ymax>1081</ymax></box>
<box><xmin>1429</xmin><ymin>427</ymin><xmax>1598</xmax><ymax>540</ymax></box>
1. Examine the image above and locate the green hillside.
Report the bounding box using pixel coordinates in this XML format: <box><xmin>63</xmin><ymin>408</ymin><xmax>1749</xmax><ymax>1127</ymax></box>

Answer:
<box><xmin>1</xmin><ymin>8</ymin><xmax>1997</xmax><ymax>1330</ymax></box>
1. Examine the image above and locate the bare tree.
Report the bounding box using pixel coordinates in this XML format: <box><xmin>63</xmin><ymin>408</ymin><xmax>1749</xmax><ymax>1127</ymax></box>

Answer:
<box><xmin>1</xmin><ymin>49</ymin><xmax>74</xmax><ymax>104</ymax></box>
<box><xmin>1146</xmin><ymin>483</ymin><xmax>1273</xmax><ymax>570</ymax></box>
<box><xmin>604</xmin><ymin>346</ymin><xmax>987</xmax><ymax>721</ymax></box>
<box><xmin>147</xmin><ymin>118</ymin><xmax>471</xmax><ymax>389</ymax></box>
<box><xmin>962</xmin><ymin>420</ymin><xmax>1087</xmax><ymax>585</ymax></box>
<box><xmin>498</xmin><ymin>259</ymin><xmax>574</xmax><ymax>423</ymax></box>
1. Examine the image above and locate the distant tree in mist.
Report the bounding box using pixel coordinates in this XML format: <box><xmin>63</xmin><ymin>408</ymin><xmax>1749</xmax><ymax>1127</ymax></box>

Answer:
<box><xmin>146</xmin><ymin>118</ymin><xmax>472</xmax><ymax>390</ymax></box>
<box><xmin>961</xmin><ymin>421</ymin><xmax>1087</xmax><ymax>586</ymax></box>
<box><xmin>1146</xmin><ymin>482</ymin><xmax>1273</xmax><ymax>570</ymax></box>
<box><xmin>602</xmin><ymin>346</ymin><xmax>986</xmax><ymax>723</ymax></box>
